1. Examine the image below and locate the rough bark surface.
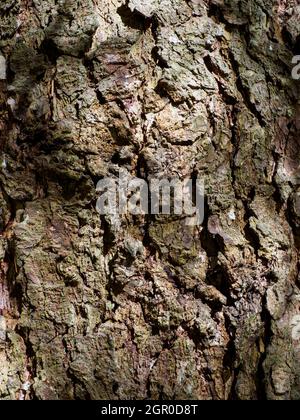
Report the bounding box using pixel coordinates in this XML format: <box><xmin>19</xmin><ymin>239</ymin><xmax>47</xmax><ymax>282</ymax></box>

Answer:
<box><xmin>0</xmin><ymin>0</ymin><xmax>299</xmax><ymax>400</ymax></box>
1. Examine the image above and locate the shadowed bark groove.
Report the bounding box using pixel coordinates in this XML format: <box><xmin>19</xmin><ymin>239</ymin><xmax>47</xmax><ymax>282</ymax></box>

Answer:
<box><xmin>0</xmin><ymin>0</ymin><xmax>299</xmax><ymax>400</ymax></box>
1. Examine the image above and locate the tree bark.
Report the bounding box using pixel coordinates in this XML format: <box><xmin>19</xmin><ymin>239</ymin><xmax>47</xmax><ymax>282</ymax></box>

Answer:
<box><xmin>0</xmin><ymin>0</ymin><xmax>299</xmax><ymax>400</ymax></box>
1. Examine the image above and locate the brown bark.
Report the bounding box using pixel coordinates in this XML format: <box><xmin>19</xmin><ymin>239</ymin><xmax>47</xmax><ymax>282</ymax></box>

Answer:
<box><xmin>0</xmin><ymin>0</ymin><xmax>299</xmax><ymax>400</ymax></box>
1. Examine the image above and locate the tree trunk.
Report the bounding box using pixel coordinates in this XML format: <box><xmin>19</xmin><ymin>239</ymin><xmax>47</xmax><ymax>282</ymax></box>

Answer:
<box><xmin>0</xmin><ymin>0</ymin><xmax>299</xmax><ymax>400</ymax></box>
